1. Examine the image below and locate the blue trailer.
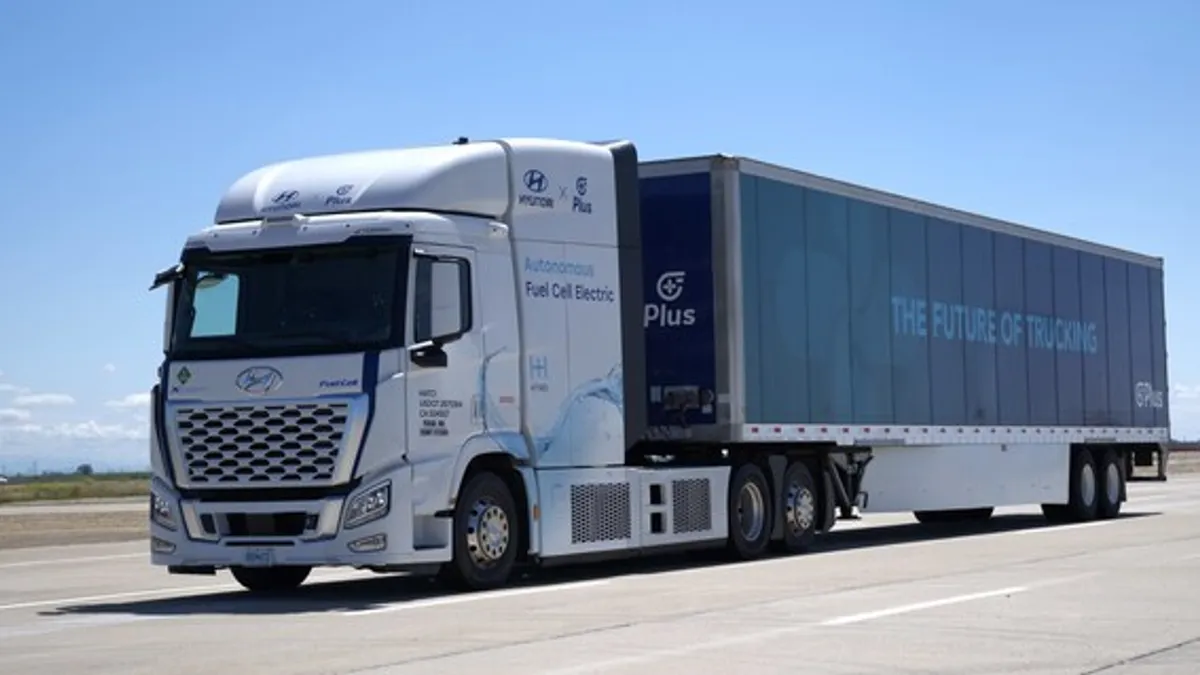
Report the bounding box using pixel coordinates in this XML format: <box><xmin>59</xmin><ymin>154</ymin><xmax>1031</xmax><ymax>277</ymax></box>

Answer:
<box><xmin>635</xmin><ymin>153</ymin><xmax>1168</xmax><ymax>529</ymax></box>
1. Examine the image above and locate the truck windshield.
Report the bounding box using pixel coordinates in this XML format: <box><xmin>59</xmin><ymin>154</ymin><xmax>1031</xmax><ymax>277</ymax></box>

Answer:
<box><xmin>167</xmin><ymin>239</ymin><xmax>409</xmax><ymax>360</ymax></box>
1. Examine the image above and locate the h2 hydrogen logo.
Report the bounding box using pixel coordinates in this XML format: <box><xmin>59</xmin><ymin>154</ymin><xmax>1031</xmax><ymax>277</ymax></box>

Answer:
<box><xmin>644</xmin><ymin>270</ymin><xmax>696</xmax><ymax>328</ymax></box>
<box><xmin>529</xmin><ymin>355</ymin><xmax>550</xmax><ymax>393</ymax></box>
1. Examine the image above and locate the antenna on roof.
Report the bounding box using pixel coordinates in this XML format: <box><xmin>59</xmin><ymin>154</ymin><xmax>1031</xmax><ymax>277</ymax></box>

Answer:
<box><xmin>452</xmin><ymin>137</ymin><xmax>470</xmax><ymax>145</ymax></box>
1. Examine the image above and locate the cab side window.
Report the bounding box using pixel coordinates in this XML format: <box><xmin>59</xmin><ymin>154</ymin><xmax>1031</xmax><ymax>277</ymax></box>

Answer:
<box><xmin>413</xmin><ymin>255</ymin><xmax>472</xmax><ymax>343</ymax></box>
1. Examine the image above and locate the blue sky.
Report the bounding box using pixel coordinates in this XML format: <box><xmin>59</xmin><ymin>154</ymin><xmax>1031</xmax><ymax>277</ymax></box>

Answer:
<box><xmin>0</xmin><ymin>1</ymin><xmax>1197</xmax><ymax>472</ymax></box>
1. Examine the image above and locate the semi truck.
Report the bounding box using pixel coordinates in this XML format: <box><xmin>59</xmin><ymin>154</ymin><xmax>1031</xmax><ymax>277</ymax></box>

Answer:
<box><xmin>146</xmin><ymin>137</ymin><xmax>1170</xmax><ymax>593</ymax></box>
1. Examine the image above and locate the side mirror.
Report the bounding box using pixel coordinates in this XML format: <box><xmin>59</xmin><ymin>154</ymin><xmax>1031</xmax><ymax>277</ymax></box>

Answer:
<box><xmin>408</xmin><ymin>340</ymin><xmax>448</xmax><ymax>368</ymax></box>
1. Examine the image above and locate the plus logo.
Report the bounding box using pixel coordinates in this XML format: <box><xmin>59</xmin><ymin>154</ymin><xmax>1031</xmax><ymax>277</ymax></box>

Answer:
<box><xmin>656</xmin><ymin>271</ymin><xmax>686</xmax><ymax>302</ymax></box>
<box><xmin>644</xmin><ymin>271</ymin><xmax>696</xmax><ymax>328</ymax></box>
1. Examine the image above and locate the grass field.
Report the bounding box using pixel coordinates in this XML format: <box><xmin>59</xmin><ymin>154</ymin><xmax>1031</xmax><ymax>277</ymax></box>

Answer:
<box><xmin>0</xmin><ymin>473</ymin><xmax>150</xmax><ymax>505</ymax></box>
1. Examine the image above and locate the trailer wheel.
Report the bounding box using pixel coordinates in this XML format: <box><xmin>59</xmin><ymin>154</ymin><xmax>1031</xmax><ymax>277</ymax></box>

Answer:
<box><xmin>778</xmin><ymin>461</ymin><xmax>818</xmax><ymax>553</ymax></box>
<box><xmin>1046</xmin><ymin>448</ymin><xmax>1099</xmax><ymax>523</ymax></box>
<box><xmin>230</xmin><ymin>565</ymin><xmax>311</xmax><ymax>593</ymax></box>
<box><xmin>1096</xmin><ymin>448</ymin><xmax>1124</xmax><ymax>520</ymax></box>
<box><xmin>442</xmin><ymin>470</ymin><xmax>519</xmax><ymax>591</ymax></box>
<box><xmin>727</xmin><ymin>462</ymin><xmax>772</xmax><ymax>560</ymax></box>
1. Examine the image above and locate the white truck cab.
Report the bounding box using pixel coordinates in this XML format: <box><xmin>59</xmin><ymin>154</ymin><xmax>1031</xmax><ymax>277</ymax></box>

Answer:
<box><xmin>148</xmin><ymin>138</ymin><xmax>684</xmax><ymax>592</ymax></box>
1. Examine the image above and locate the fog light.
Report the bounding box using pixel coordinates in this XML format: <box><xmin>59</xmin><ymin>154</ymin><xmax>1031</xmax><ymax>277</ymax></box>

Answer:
<box><xmin>151</xmin><ymin>537</ymin><xmax>176</xmax><ymax>554</ymax></box>
<box><xmin>344</xmin><ymin>481</ymin><xmax>391</xmax><ymax>529</ymax></box>
<box><xmin>349</xmin><ymin>534</ymin><xmax>387</xmax><ymax>553</ymax></box>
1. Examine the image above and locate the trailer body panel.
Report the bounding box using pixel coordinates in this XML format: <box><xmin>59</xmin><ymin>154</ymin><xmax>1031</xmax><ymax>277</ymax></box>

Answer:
<box><xmin>637</xmin><ymin>156</ymin><xmax>1169</xmax><ymax>440</ymax></box>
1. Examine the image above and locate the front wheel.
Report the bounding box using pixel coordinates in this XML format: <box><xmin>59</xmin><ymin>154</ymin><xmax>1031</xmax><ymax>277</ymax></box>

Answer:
<box><xmin>440</xmin><ymin>470</ymin><xmax>520</xmax><ymax>591</ymax></box>
<box><xmin>230</xmin><ymin>565</ymin><xmax>311</xmax><ymax>593</ymax></box>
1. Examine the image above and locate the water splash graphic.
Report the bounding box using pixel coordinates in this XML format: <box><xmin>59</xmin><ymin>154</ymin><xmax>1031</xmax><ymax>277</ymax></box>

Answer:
<box><xmin>475</xmin><ymin>358</ymin><xmax>625</xmax><ymax>461</ymax></box>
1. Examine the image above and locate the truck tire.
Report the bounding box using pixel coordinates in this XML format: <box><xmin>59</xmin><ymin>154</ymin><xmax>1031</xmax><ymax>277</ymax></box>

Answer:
<box><xmin>1044</xmin><ymin>448</ymin><xmax>1099</xmax><ymax>523</ymax></box>
<box><xmin>779</xmin><ymin>461</ymin><xmax>818</xmax><ymax>553</ymax></box>
<box><xmin>230</xmin><ymin>565</ymin><xmax>311</xmax><ymax>593</ymax></box>
<box><xmin>727</xmin><ymin>462</ymin><xmax>772</xmax><ymax>560</ymax></box>
<box><xmin>1096</xmin><ymin>447</ymin><xmax>1124</xmax><ymax>520</ymax></box>
<box><xmin>442</xmin><ymin>470</ymin><xmax>519</xmax><ymax>591</ymax></box>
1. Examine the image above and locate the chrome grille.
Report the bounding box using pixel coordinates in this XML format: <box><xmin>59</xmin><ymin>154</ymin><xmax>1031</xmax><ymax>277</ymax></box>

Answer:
<box><xmin>173</xmin><ymin>402</ymin><xmax>350</xmax><ymax>486</ymax></box>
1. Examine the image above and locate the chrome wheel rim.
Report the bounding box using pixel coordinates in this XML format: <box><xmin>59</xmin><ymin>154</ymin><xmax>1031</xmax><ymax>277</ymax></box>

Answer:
<box><xmin>1080</xmin><ymin>463</ymin><xmax>1096</xmax><ymax>507</ymax></box>
<box><xmin>785</xmin><ymin>480</ymin><xmax>815</xmax><ymax>536</ymax></box>
<box><xmin>466</xmin><ymin>498</ymin><xmax>510</xmax><ymax>567</ymax></box>
<box><xmin>1105</xmin><ymin>461</ymin><xmax>1121</xmax><ymax>504</ymax></box>
<box><xmin>737</xmin><ymin>480</ymin><xmax>766</xmax><ymax>542</ymax></box>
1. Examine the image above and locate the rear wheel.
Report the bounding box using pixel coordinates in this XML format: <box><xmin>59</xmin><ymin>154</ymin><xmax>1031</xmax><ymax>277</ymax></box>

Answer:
<box><xmin>1044</xmin><ymin>448</ymin><xmax>1099</xmax><ymax>523</ymax></box>
<box><xmin>1097</xmin><ymin>448</ymin><xmax>1125</xmax><ymax>520</ymax></box>
<box><xmin>230</xmin><ymin>565</ymin><xmax>311</xmax><ymax>593</ymax></box>
<box><xmin>727</xmin><ymin>462</ymin><xmax>772</xmax><ymax>560</ymax></box>
<box><xmin>779</xmin><ymin>461</ymin><xmax>818</xmax><ymax>554</ymax></box>
<box><xmin>441</xmin><ymin>470</ymin><xmax>520</xmax><ymax>591</ymax></box>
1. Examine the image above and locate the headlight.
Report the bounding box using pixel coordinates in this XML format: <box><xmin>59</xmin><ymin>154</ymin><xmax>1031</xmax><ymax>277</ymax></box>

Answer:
<box><xmin>344</xmin><ymin>481</ymin><xmax>391</xmax><ymax>529</ymax></box>
<box><xmin>150</xmin><ymin>493</ymin><xmax>177</xmax><ymax>531</ymax></box>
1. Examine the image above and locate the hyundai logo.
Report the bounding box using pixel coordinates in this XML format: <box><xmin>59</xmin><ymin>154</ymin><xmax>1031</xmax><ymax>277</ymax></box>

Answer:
<box><xmin>234</xmin><ymin>366</ymin><xmax>284</xmax><ymax>395</ymax></box>
<box><xmin>523</xmin><ymin>169</ymin><xmax>548</xmax><ymax>193</ymax></box>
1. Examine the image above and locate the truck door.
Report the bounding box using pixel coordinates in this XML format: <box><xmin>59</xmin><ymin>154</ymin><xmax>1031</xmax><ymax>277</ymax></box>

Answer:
<box><xmin>405</xmin><ymin>244</ymin><xmax>484</xmax><ymax>477</ymax></box>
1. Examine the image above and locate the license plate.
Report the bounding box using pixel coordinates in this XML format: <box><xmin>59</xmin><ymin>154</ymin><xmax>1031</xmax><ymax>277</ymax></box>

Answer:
<box><xmin>243</xmin><ymin>548</ymin><xmax>275</xmax><ymax>567</ymax></box>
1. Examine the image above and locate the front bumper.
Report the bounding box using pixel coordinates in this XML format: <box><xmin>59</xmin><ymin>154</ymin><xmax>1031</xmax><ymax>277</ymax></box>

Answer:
<box><xmin>148</xmin><ymin>464</ymin><xmax>451</xmax><ymax>570</ymax></box>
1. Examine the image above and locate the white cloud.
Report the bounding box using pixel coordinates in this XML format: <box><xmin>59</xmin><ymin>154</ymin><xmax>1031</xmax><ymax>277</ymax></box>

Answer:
<box><xmin>0</xmin><ymin>383</ymin><xmax>29</xmax><ymax>394</ymax></box>
<box><xmin>103</xmin><ymin>363</ymin><xmax>117</xmax><ymax>374</ymax></box>
<box><xmin>106</xmin><ymin>392</ymin><xmax>152</xmax><ymax>409</ymax></box>
<box><xmin>12</xmin><ymin>393</ymin><xmax>75</xmax><ymax>406</ymax></box>
<box><xmin>0</xmin><ymin>420</ymin><xmax>147</xmax><ymax>441</ymax></box>
<box><xmin>0</xmin><ymin>408</ymin><xmax>31</xmax><ymax>422</ymax></box>
<box><xmin>1172</xmin><ymin>384</ymin><xmax>1200</xmax><ymax>401</ymax></box>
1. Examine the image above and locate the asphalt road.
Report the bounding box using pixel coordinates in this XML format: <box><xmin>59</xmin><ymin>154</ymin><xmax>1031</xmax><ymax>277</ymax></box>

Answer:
<box><xmin>3</xmin><ymin>479</ymin><xmax>1200</xmax><ymax>675</ymax></box>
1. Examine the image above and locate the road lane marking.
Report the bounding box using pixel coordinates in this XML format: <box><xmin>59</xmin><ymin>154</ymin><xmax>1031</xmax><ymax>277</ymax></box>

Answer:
<box><xmin>341</xmin><ymin>579</ymin><xmax>611</xmax><ymax>616</ymax></box>
<box><xmin>542</xmin><ymin>577</ymin><xmax>1087</xmax><ymax>674</ymax></box>
<box><xmin>819</xmin><ymin>585</ymin><xmax>1028</xmax><ymax>626</ymax></box>
<box><xmin>0</xmin><ymin>553</ymin><xmax>143</xmax><ymax>570</ymax></box>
